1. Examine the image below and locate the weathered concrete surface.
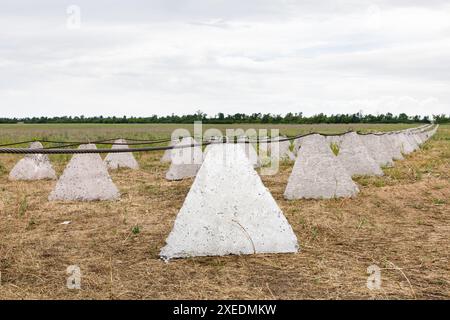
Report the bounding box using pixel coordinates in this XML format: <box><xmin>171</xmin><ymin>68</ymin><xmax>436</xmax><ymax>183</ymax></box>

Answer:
<box><xmin>360</xmin><ymin>134</ymin><xmax>394</xmax><ymax>167</ymax></box>
<box><xmin>104</xmin><ymin>139</ymin><xmax>139</xmax><ymax>170</ymax></box>
<box><xmin>49</xmin><ymin>144</ymin><xmax>120</xmax><ymax>201</ymax></box>
<box><xmin>8</xmin><ymin>142</ymin><xmax>57</xmax><ymax>181</ymax></box>
<box><xmin>325</xmin><ymin>135</ymin><xmax>343</xmax><ymax>147</ymax></box>
<box><xmin>284</xmin><ymin>134</ymin><xmax>359</xmax><ymax>199</ymax></box>
<box><xmin>160</xmin><ymin>143</ymin><xmax>299</xmax><ymax>260</ymax></box>
<box><xmin>337</xmin><ymin>132</ymin><xmax>383</xmax><ymax>176</ymax></box>
<box><xmin>405</xmin><ymin>132</ymin><xmax>420</xmax><ymax>151</ymax></box>
<box><xmin>411</xmin><ymin>132</ymin><xmax>424</xmax><ymax>146</ymax></box>
<box><xmin>165</xmin><ymin>137</ymin><xmax>203</xmax><ymax>181</ymax></box>
<box><xmin>397</xmin><ymin>132</ymin><xmax>416</xmax><ymax>155</ymax></box>
<box><xmin>380</xmin><ymin>134</ymin><xmax>404</xmax><ymax>161</ymax></box>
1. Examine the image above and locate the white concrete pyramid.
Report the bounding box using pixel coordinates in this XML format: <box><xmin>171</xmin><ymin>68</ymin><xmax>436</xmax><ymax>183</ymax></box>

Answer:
<box><xmin>49</xmin><ymin>144</ymin><xmax>120</xmax><ymax>201</ymax></box>
<box><xmin>165</xmin><ymin>137</ymin><xmax>203</xmax><ymax>181</ymax></box>
<box><xmin>399</xmin><ymin>132</ymin><xmax>416</xmax><ymax>154</ymax></box>
<box><xmin>160</xmin><ymin>143</ymin><xmax>299</xmax><ymax>260</ymax></box>
<box><xmin>104</xmin><ymin>139</ymin><xmax>139</xmax><ymax>170</ymax></box>
<box><xmin>9</xmin><ymin>141</ymin><xmax>57</xmax><ymax>181</ymax></box>
<box><xmin>405</xmin><ymin>132</ymin><xmax>420</xmax><ymax>151</ymax></box>
<box><xmin>337</xmin><ymin>132</ymin><xmax>383</xmax><ymax>176</ymax></box>
<box><xmin>411</xmin><ymin>132</ymin><xmax>424</xmax><ymax>146</ymax></box>
<box><xmin>359</xmin><ymin>134</ymin><xmax>394</xmax><ymax>167</ymax></box>
<box><xmin>284</xmin><ymin>134</ymin><xmax>359</xmax><ymax>199</ymax></box>
<box><xmin>382</xmin><ymin>134</ymin><xmax>404</xmax><ymax>161</ymax></box>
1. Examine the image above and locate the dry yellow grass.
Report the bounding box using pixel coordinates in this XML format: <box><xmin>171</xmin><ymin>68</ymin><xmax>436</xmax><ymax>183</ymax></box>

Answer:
<box><xmin>0</xmin><ymin>124</ymin><xmax>448</xmax><ymax>299</ymax></box>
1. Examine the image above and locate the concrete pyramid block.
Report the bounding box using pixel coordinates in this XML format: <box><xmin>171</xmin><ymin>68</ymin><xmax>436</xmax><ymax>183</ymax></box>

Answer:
<box><xmin>359</xmin><ymin>134</ymin><xmax>394</xmax><ymax>167</ymax></box>
<box><xmin>411</xmin><ymin>132</ymin><xmax>424</xmax><ymax>146</ymax></box>
<box><xmin>397</xmin><ymin>132</ymin><xmax>415</xmax><ymax>155</ymax></box>
<box><xmin>337</xmin><ymin>132</ymin><xmax>383</xmax><ymax>176</ymax></box>
<box><xmin>165</xmin><ymin>137</ymin><xmax>203</xmax><ymax>181</ymax></box>
<box><xmin>49</xmin><ymin>144</ymin><xmax>120</xmax><ymax>201</ymax></box>
<box><xmin>383</xmin><ymin>134</ymin><xmax>404</xmax><ymax>161</ymax></box>
<box><xmin>284</xmin><ymin>134</ymin><xmax>359</xmax><ymax>199</ymax></box>
<box><xmin>104</xmin><ymin>139</ymin><xmax>139</xmax><ymax>170</ymax></box>
<box><xmin>160</xmin><ymin>143</ymin><xmax>299</xmax><ymax>260</ymax></box>
<box><xmin>405</xmin><ymin>133</ymin><xmax>420</xmax><ymax>151</ymax></box>
<box><xmin>9</xmin><ymin>142</ymin><xmax>57</xmax><ymax>181</ymax></box>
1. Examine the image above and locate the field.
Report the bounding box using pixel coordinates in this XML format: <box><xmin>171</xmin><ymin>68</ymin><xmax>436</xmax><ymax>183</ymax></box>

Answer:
<box><xmin>0</xmin><ymin>123</ymin><xmax>449</xmax><ymax>299</ymax></box>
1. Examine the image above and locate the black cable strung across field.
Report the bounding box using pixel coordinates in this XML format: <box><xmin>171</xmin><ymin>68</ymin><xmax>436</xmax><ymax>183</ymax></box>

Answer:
<box><xmin>0</xmin><ymin>131</ymin><xmax>320</xmax><ymax>154</ymax></box>
<box><xmin>0</xmin><ymin>137</ymin><xmax>176</xmax><ymax>147</ymax></box>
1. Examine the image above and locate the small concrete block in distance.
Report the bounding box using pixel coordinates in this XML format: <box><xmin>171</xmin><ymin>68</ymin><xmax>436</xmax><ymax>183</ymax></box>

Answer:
<box><xmin>165</xmin><ymin>137</ymin><xmax>203</xmax><ymax>181</ymax></box>
<box><xmin>8</xmin><ymin>141</ymin><xmax>57</xmax><ymax>181</ymax></box>
<box><xmin>104</xmin><ymin>139</ymin><xmax>139</xmax><ymax>170</ymax></box>
<box><xmin>284</xmin><ymin>134</ymin><xmax>359</xmax><ymax>199</ymax></box>
<box><xmin>48</xmin><ymin>144</ymin><xmax>120</xmax><ymax>201</ymax></box>
<box><xmin>360</xmin><ymin>134</ymin><xmax>394</xmax><ymax>167</ymax></box>
<box><xmin>337</xmin><ymin>132</ymin><xmax>384</xmax><ymax>176</ymax></box>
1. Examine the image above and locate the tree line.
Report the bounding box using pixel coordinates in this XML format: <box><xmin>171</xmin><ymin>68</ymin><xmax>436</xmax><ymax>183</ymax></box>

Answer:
<box><xmin>0</xmin><ymin>112</ymin><xmax>449</xmax><ymax>124</ymax></box>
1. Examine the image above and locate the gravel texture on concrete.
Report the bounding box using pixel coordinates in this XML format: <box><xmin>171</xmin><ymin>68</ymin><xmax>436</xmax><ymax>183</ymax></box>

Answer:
<box><xmin>380</xmin><ymin>134</ymin><xmax>404</xmax><ymax>161</ymax></box>
<box><xmin>360</xmin><ymin>134</ymin><xmax>395</xmax><ymax>167</ymax></box>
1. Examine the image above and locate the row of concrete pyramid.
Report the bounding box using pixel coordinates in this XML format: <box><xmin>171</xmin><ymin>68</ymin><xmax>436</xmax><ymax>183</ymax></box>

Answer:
<box><xmin>4</xmin><ymin>125</ymin><xmax>437</xmax><ymax>260</ymax></box>
<box><xmin>285</xmin><ymin>124</ymin><xmax>438</xmax><ymax>199</ymax></box>
<box><xmin>162</xmin><ymin>124</ymin><xmax>437</xmax><ymax>259</ymax></box>
<box><xmin>161</xmin><ymin>124</ymin><xmax>438</xmax><ymax>197</ymax></box>
<box><xmin>161</xmin><ymin>124</ymin><xmax>438</xmax><ymax>260</ymax></box>
<box><xmin>8</xmin><ymin>139</ymin><xmax>138</xmax><ymax>201</ymax></box>
<box><xmin>7</xmin><ymin>124</ymin><xmax>437</xmax><ymax>201</ymax></box>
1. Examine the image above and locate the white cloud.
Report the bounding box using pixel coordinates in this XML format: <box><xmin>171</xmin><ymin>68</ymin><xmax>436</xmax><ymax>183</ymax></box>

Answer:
<box><xmin>0</xmin><ymin>0</ymin><xmax>449</xmax><ymax>117</ymax></box>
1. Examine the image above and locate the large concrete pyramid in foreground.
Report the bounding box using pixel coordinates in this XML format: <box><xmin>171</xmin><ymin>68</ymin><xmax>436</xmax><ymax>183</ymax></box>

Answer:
<box><xmin>284</xmin><ymin>134</ymin><xmax>359</xmax><ymax>199</ymax></box>
<box><xmin>9</xmin><ymin>141</ymin><xmax>57</xmax><ymax>181</ymax></box>
<box><xmin>49</xmin><ymin>144</ymin><xmax>120</xmax><ymax>201</ymax></box>
<box><xmin>104</xmin><ymin>139</ymin><xmax>139</xmax><ymax>170</ymax></box>
<box><xmin>160</xmin><ymin>143</ymin><xmax>299</xmax><ymax>260</ymax></box>
<box><xmin>337</xmin><ymin>132</ymin><xmax>383</xmax><ymax>176</ymax></box>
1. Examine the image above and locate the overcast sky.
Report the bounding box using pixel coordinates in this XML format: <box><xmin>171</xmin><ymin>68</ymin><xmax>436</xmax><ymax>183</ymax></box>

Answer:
<box><xmin>1</xmin><ymin>0</ymin><xmax>449</xmax><ymax>117</ymax></box>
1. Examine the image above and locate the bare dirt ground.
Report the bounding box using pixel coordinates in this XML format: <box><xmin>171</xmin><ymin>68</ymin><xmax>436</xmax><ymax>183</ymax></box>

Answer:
<box><xmin>0</xmin><ymin>124</ymin><xmax>448</xmax><ymax>299</ymax></box>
